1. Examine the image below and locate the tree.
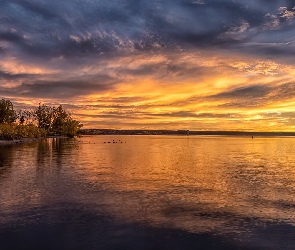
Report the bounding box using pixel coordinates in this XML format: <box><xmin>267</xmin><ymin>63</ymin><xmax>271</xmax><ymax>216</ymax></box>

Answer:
<box><xmin>34</xmin><ymin>103</ymin><xmax>54</xmax><ymax>132</ymax></box>
<box><xmin>17</xmin><ymin>109</ymin><xmax>35</xmax><ymax>125</ymax></box>
<box><xmin>34</xmin><ymin>103</ymin><xmax>83</xmax><ymax>137</ymax></box>
<box><xmin>63</xmin><ymin>118</ymin><xmax>83</xmax><ymax>137</ymax></box>
<box><xmin>0</xmin><ymin>99</ymin><xmax>17</xmax><ymax>124</ymax></box>
<box><xmin>52</xmin><ymin>105</ymin><xmax>69</xmax><ymax>135</ymax></box>
<box><xmin>0</xmin><ymin>100</ymin><xmax>82</xmax><ymax>140</ymax></box>
<box><xmin>51</xmin><ymin>105</ymin><xmax>83</xmax><ymax>137</ymax></box>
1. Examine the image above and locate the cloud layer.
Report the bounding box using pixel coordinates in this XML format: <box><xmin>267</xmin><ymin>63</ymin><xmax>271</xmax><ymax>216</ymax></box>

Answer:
<box><xmin>1</xmin><ymin>0</ymin><xmax>295</xmax><ymax>130</ymax></box>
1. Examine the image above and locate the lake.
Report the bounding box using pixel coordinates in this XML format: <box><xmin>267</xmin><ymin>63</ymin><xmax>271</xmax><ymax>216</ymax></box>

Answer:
<box><xmin>1</xmin><ymin>135</ymin><xmax>295</xmax><ymax>249</ymax></box>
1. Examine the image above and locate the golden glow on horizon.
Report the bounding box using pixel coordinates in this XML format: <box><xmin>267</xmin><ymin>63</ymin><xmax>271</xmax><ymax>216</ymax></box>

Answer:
<box><xmin>2</xmin><ymin>49</ymin><xmax>295</xmax><ymax>131</ymax></box>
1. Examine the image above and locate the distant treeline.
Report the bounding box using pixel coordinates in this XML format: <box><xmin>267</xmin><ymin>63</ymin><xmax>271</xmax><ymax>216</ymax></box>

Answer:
<box><xmin>81</xmin><ymin>129</ymin><xmax>295</xmax><ymax>137</ymax></box>
<box><xmin>0</xmin><ymin>99</ymin><xmax>82</xmax><ymax>140</ymax></box>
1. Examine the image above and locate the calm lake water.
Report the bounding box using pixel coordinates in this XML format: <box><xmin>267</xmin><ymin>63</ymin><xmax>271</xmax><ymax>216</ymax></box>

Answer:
<box><xmin>1</xmin><ymin>135</ymin><xmax>295</xmax><ymax>249</ymax></box>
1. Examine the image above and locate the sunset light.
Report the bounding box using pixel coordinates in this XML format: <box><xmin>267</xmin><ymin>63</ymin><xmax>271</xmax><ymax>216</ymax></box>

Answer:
<box><xmin>2</xmin><ymin>2</ymin><xmax>295</xmax><ymax>249</ymax></box>
<box><xmin>1</xmin><ymin>1</ymin><xmax>295</xmax><ymax>131</ymax></box>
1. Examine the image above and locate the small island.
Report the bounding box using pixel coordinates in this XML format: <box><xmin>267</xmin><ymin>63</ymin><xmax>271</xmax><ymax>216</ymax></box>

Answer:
<box><xmin>0</xmin><ymin>99</ymin><xmax>82</xmax><ymax>141</ymax></box>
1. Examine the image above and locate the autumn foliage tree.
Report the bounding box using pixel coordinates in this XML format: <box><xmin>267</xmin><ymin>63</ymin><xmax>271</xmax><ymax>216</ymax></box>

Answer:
<box><xmin>0</xmin><ymin>99</ymin><xmax>46</xmax><ymax>140</ymax></box>
<box><xmin>34</xmin><ymin>104</ymin><xmax>54</xmax><ymax>131</ymax></box>
<box><xmin>0</xmin><ymin>99</ymin><xmax>82</xmax><ymax>140</ymax></box>
<box><xmin>0</xmin><ymin>99</ymin><xmax>17</xmax><ymax>124</ymax></box>
<box><xmin>52</xmin><ymin>105</ymin><xmax>69</xmax><ymax>135</ymax></box>
<box><xmin>35</xmin><ymin>104</ymin><xmax>82</xmax><ymax>137</ymax></box>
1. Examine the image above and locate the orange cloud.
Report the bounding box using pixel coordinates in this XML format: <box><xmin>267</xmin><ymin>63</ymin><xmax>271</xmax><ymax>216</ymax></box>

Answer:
<box><xmin>2</xmin><ymin>49</ymin><xmax>295</xmax><ymax>131</ymax></box>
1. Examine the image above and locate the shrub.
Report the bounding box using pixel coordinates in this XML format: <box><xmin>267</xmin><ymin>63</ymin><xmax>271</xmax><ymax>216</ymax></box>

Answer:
<box><xmin>0</xmin><ymin>124</ymin><xmax>47</xmax><ymax>140</ymax></box>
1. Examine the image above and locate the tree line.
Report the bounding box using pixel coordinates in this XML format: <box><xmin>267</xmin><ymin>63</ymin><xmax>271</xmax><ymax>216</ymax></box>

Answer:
<box><xmin>0</xmin><ymin>99</ymin><xmax>82</xmax><ymax>140</ymax></box>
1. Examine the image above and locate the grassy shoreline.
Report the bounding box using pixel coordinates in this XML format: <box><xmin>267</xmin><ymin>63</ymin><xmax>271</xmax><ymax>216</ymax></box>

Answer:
<box><xmin>0</xmin><ymin>124</ymin><xmax>46</xmax><ymax>140</ymax></box>
<box><xmin>0</xmin><ymin>136</ymin><xmax>71</xmax><ymax>145</ymax></box>
<box><xmin>0</xmin><ymin>138</ymin><xmax>43</xmax><ymax>145</ymax></box>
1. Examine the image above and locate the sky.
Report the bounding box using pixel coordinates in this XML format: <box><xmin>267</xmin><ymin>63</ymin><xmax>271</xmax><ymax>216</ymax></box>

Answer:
<box><xmin>1</xmin><ymin>0</ymin><xmax>295</xmax><ymax>131</ymax></box>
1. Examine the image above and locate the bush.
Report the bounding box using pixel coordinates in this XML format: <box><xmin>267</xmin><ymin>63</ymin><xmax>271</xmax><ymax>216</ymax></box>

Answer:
<box><xmin>0</xmin><ymin>124</ymin><xmax>47</xmax><ymax>140</ymax></box>
<box><xmin>0</xmin><ymin>99</ymin><xmax>82</xmax><ymax>139</ymax></box>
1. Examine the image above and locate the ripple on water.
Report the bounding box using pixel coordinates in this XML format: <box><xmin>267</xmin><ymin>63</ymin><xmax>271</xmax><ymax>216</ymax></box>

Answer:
<box><xmin>1</xmin><ymin>136</ymin><xmax>295</xmax><ymax>249</ymax></box>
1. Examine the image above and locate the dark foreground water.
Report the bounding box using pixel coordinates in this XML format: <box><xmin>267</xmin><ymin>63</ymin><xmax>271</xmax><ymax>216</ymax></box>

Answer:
<box><xmin>1</xmin><ymin>135</ymin><xmax>295</xmax><ymax>249</ymax></box>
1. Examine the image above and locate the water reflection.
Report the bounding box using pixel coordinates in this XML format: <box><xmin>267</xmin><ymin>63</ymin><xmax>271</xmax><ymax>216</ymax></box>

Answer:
<box><xmin>72</xmin><ymin>136</ymin><xmax>295</xmax><ymax>236</ymax></box>
<box><xmin>0</xmin><ymin>144</ymin><xmax>15</xmax><ymax>179</ymax></box>
<box><xmin>1</xmin><ymin>136</ymin><xmax>295</xmax><ymax>249</ymax></box>
<box><xmin>36</xmin><ymin>138</ymin><xmax>78</xmax><ymax>172</ymax></box>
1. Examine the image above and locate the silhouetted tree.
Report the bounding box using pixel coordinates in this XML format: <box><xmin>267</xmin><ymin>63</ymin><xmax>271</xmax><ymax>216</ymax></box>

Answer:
<box><xmin>0</xmin><ymin>99</ymin><xmax>17</xmax><ymax>124</ymax></box>
<box><xmin>34</xmin><ymin>103</ymin><xmax>82</xmax><ymax>137</ymax></box>
<box><xmin>51</xmin><ymin>105</ymin><xmax>83</xmax><ymax>137</ymax></box>
<box><xmin>17</xmin><ymin>109</ymin><xmax>35</xmax><ymax>125</ymax></box>
<box><xmin>63</xmin><ymin>118</ymin><xmax>83</xmax><ymax>137</ymax></box>
<box><xmin>52</xmin><ymin>105</ymin><xmax>69</xmax><ymax>135</ymax></box>
<box><xmin>34</xmin><ymin>103</ymin><xmax>54</xmax><ymax>132</ymax></box>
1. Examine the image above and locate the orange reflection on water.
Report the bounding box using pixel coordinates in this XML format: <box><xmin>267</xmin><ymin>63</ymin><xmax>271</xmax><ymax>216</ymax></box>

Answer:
<box><xmin>73</xmin><ymin>136</ymin><xmax>295</xmax><ymax>233</ymax></box>
<box><xmin>1</xmin><ymin>136</ymin><xmax>295</xmax><ymax>235</ymax></box>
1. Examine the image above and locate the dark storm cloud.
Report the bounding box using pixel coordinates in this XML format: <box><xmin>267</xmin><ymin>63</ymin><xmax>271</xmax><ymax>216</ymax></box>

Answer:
<box><xmin>0</xmin><ymin>70</ymin><xmax>31</xmax><ymax>80</ymax></box>
<box><xmin>208</xmin><ymin>81</ymin><xmax>295</xmax><ymax>109</ymax></box>
<box><xmin>0</xmin><ymin>31</ymin><xmax>25</xmax><ymax>43</ymax></box>
<box><xmin>1</xmin><ymin>0</ymin><xmax>295</xmax><ymax>61</ymax></box>
<box><xmin>271</xmin><ymin>81</ymin><xmax>295</xmax><ymax>101</ymax></box>
<box><xmin>0</xmin><ymin>77</ymin><xmax>117</xmax><ymax>99</ymax></box>
<box><xmin>212</xmin><ymin>85</ymin><xmax>272</xmax><ymax>99</ymax></box>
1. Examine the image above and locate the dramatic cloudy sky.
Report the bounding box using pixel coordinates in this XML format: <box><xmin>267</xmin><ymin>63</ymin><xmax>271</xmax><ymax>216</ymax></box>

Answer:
<box><xmin>1</xmin><ymin>0</ymin><xmax>295</xmax><ymax>130</ymax></box>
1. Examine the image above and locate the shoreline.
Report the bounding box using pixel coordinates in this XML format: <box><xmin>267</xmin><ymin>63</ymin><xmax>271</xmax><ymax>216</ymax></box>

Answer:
<box><xmin>0</xmin><ymin>136</ymin><xmax>70</xmax><ymax>145</ymax></box>
<box><xmin>0</xmin><ymin>138</ymin><xmax>44</xmax><ymax>145</ymax></box>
